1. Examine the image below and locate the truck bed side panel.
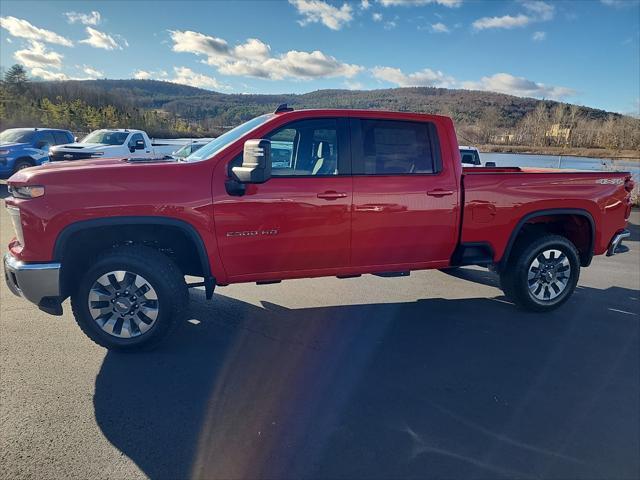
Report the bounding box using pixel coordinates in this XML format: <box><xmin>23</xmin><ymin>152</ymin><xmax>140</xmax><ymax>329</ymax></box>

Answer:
<box><xmin>461</xmin><ymin>170</ymin><xmax>631</xmax><ymax>262</ymax></box>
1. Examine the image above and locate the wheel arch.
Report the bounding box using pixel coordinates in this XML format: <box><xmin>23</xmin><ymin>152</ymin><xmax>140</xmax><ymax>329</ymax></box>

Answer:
<box><xmin>499</xmin><ymin>208</ymin><xmax>595</xmax><ymax>269</ymax></box>
<box><xmin>54</xmin><ymin>216</ymin><xmax>212</xmax><ymax>296</ymax></box>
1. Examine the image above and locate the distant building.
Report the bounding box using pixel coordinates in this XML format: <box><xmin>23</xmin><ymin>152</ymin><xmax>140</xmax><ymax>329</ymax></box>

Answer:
<box><xmin>546</xmin><ymin>123</ymin><xmax>572</xmax><ymax>144</ymax></box>
<box><xmin>490</xmin><ymin>132</ymin><xmax>515</xmax><ymax>144</ymax></box>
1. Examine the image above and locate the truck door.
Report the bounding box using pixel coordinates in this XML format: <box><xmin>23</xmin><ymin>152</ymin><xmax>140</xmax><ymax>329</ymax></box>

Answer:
<box><xmin>213</xmin><ymin>118</ymin><xmax>352</xmax><ymax>279</ymax></box>
<box><xmin>350</xmin><ymin>118</ymin><xmax>459</xmax><ymax>268</ymax></box>
<box><xmin>128</xmin><ymin>133</ymin><xmax>151</xmax><ymax>157</ymax></box>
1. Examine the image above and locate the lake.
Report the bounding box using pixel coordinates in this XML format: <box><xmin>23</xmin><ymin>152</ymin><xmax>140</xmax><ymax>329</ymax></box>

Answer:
<box><xmin>480</xmin><ymin>152</ymin><xmax>640</xmax><ymax>189</ymax></box>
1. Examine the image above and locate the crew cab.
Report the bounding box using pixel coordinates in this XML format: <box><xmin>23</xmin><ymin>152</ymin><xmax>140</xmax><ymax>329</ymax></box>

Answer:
<box><xmin>3</xmin><ymin>106</ymin><xmax>634</xmax><ymax>351</ymax></box>
<box><xmin>49</xmin><ymin>129</ymin><xmax>176</xmax><ymax>162</ymax></box>
<box><xmin>0</xmin><ymin>128</ymin><xmax>74</xmax><ymax>176</ymax></box>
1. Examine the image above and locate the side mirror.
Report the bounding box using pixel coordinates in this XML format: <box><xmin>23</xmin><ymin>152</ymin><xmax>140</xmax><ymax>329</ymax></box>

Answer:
<box><xmin>74</xmin><ymin>137</ymin><xmax>79</xmax><ymax>143</ymax></box>
<box><xmin>232</xmin><ymin>139</ymin><xmax>271</xmax><ymax>183</ymax></box>
<box><xmin>485</xmin><ymin>161</ymin><xmax>496</xmax><ymax>167</ymax></box>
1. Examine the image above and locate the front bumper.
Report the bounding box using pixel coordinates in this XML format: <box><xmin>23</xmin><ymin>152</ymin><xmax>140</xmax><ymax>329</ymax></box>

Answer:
<box><xmin>606</xmin><ymin>229</ymin><xmax>631</xmax><ymax>256</ymax></box>
<box><xmin>3</xmin><ymin>253</ymin><xmax>61</xmax><ymax>310</ymax></box>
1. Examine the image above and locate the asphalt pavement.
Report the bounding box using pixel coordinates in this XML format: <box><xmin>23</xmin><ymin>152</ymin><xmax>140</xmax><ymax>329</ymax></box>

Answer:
<box><xmin>1</xmin><ymin>181</ymin><xmax>639</xmax><ymax>480</ymax></box>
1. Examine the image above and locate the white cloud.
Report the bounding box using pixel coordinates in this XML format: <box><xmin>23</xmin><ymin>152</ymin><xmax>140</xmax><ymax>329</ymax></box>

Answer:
<box><xmin>473</xmin><ymin>1</ymin><xmax>553</xmax><ymax>30</ymax></box>
<box><xmin>170</xmin><ymin>30</ymin><xmax>363</xmax><ymax>81</ymax></box>
<box><xmin>384</xmin><ymin>20</ymin><xmax>397</xmax><ymax>29</ymax></box>
<box><xmin>133</xmin><ymin>69</ymin><xmax>168</xmax><ymax>80</ymax></box>
<box><xmin>532</xmin><ymin>31</ymin><xmax>546</xmax><ymax>41</ymax></box>
<box><xmin>378</xmin><ymin>0</ymin><xmax>462</xmax><ymax>7</ymax></box>
<box><xmin>373</xmin><ymin>12</ymin><xmax>383</xmax><ymax>21</ymax></box>
<box><xmin>79</xmin><ymin>27</ymin><xmax>125</xmax><ymax>50</ymax></box>
<box><xmin>0</xmin><ymin>16</ymin><xmax>73</xmax><ymax>46</ymax></box>
<box><xmin>462</xmin><ymin>73</ymin><xmax>574</xmax><ymax>100</ymax></box>
<box><xmin>14</xmin><ymin>41</ymin><xmax>63</xmax><ymax>69</ymax></box>
<box><xmin>431</xmin><ymin>22</ymin><xmax>450</xmax><ymax>33</ymax></box>
<box><xmin>522</xmin><ymin>1</ymin><xmax>554</xmax><ymax>21</ymax></box>
<box><xmin>170</xmin><ymin>30</ymin><xmax>230</xmax><ymax>65</ymax></box>
<box><xmin>172</xmin><ymin>66</ymin><xmax>226</xmax><ymax>90</ymax></box>
<box><xmin>82</xmin><ymin>66</ymin><xmax>104</xmax><ymax>78</ymax></box>
<box><xmin>372</xmin><ymin>66</ymin><xmax>455</xmax><ymax>87</ymax></box>
<box><xmin>289</xmin><ymin>0</ymin><xmax>353</xmax><ymax>30</ymax></box>
<box><xmin>345</xmin><ymin>80</ymin><xmax>364</xmax><ymax>90</ymax></box>
<box><xmin>64</xmin><ymin>11</ymin><xmax>101</xmax><ymax>25</ymax></box>
<box><xmin>600</xmin><ymin>0</ymin><xmax>637</xmax><ymax>6</ymax></box>
<box><xmin>473</xmin><ymin>14</ymin><xmax>530</xmax><ymax>30</ymax></box>
<box><xmin>233</xmin><ymin>38</ymin><xmax>271</xmax><ymax>60</ymax></box>
<box><xmin>361</xmin><ymin>0</ymin><xmax>371</xmax><ymax>9</ymax></box>
<box><xmin>30</xmin><ymin>68</ymin><xmax>69</xmax><ymax>81</ymax></box>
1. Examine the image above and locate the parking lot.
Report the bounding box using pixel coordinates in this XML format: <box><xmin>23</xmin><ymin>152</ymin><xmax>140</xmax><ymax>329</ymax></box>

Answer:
<box><xmin>1</xmin><ymin>181</ymin><xmax>639</xmax><ymax>479</ymax></box>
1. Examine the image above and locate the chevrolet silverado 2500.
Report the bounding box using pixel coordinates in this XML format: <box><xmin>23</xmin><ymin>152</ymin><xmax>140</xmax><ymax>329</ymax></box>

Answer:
<box><xmin>3</xmin><ymin>106</ymin><xmax>634</xmax><ymax>350</ymax></box>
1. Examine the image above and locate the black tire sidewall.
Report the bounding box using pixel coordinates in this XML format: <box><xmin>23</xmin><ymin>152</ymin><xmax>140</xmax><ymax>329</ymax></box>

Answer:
<box><xmin>72</xmin><ymin>251</ymin><xmax>183</xmax><ymax>350</ymax></box>
<box><xmin>513</xmin><ymin>236</ymin><xmax>580</xmax><ymax>310</ymax></box>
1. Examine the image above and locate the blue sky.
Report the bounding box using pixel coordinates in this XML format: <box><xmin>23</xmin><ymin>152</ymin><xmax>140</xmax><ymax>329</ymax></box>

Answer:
<box><xmin>1</xmin><ymin>0</ymin><xmax>638</xmax><ymax>114</ymax></box>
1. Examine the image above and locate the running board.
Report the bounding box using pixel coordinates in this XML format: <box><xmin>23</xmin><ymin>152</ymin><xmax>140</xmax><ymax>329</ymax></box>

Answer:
<box><xmin>373</xmin><ymin>271</ymin><xmax>410</xmax><ymax>278</ymax></box>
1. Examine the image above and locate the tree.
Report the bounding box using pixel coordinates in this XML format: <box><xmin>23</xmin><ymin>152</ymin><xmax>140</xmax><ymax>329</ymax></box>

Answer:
<box><xmin>3</xmin><ymin>64</ymin><xmax>29</xmax><ymax>95</ymax></box>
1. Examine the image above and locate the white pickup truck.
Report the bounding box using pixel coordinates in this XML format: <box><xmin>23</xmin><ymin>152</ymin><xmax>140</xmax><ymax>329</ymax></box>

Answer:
<box><xmin>49</xmin><ymin>129</ymin><xmax>180</xmax><ymax>162</ymax></box>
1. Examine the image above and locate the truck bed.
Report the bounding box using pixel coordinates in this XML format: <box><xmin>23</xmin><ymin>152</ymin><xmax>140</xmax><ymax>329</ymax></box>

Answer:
<box><xmin>460</xmin><ymin>168</ymin><xmax>633</xmax><ymax>263</ymax></box>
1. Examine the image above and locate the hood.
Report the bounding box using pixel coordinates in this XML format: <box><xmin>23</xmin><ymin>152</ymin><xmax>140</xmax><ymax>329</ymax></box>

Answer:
<box><xmin>8</xmin><ymin>156</ymin><xmax>180</xmax><ymax>184</ymax></box>
<box><xmin>51</xmin><ymin>142</ymin><xmax>109</xmax><ymax>151</ymax></box>
<box><xmin>0</xmin><ymin>142</ymin><xmax>29</xmax><ymax>150</ymax></box>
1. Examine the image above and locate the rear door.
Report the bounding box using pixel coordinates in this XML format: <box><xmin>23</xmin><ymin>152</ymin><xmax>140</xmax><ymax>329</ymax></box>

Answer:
<box><xmin>215</xmin><ymin>117</ymin><xmax>353</xmax><ymax>279</ymax></box>
<box><xmin>350</xmin><ymin>117</ymin><xmax>459</xmax><ymax>268</ymax></box>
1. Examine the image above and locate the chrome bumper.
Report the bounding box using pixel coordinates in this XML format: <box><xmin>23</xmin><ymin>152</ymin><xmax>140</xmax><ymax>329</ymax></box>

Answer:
<box><xmin>3</xmin><ymin>253</ymin><xmax>61</xmax><ymax>306</ymax></box>
<box><xmin>606</xmin><ymin>229</ymin><xmax>631</xmax><ymax>256</ymax></box>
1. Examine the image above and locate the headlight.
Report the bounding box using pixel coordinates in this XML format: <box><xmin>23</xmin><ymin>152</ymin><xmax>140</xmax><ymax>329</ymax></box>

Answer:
<box><xmin>6</xmin><ymin>205</ymin><xmax>24</xmax><ymax>246</ymax></box>
<box><xmin>0</xmin><ymin>149</ymin><xmax>10</xmax><ymax>155</ymax></box>
<box><xmin>8</xmin><ymin>185</ymin><xmax>45</xmax><ymax>199</ymax></box>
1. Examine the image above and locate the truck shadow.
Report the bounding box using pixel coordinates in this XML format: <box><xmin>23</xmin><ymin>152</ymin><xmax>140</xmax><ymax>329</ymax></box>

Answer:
<box><xmin>94</xmin><ymin>286</ymin><xmax>639</xmax><ymax>480</ymax></box>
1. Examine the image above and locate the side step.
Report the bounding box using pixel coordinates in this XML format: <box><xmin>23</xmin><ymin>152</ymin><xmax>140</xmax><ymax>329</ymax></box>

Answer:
<box><xmin>373</xmin><ymin>271</ymin><xmax>410</xmax><ymax>278</ymax></box>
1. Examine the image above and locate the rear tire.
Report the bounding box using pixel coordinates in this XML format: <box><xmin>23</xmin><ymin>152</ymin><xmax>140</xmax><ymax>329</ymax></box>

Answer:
<box><xmin>71</xmin><ymin>245</ymin><xmax>188</xmax><ymax>351</ymax></box>
<box><xmin>500</xmin><ymin>234</ymin><xmax>580</xmax><ymax>312</ymax></box>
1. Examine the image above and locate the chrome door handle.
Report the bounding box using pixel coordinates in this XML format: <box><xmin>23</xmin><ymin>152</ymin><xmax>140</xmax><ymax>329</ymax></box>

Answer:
<box><xmin>317</xmin><ymin>191</ymin><xmax>347</xmax><ymax>200</ymax></box>
<box><xmin>427</xmin><ymin>189</ymin><xmax>454</xmax><ymax>197</ymax></box>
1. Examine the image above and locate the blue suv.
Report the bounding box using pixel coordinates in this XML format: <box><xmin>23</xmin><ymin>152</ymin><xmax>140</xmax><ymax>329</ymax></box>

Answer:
<box><xmin>0</xmin><ymin>128</ymin><xmax>75</xmax><ymax>177</ymax></box>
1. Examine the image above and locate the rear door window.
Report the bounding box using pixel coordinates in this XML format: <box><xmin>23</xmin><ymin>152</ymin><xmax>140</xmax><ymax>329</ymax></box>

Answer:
<box><xmin>352</xmin><ymin>119</ymin><xmax>441</xmax><ymax>175</ymax></box>
<box><xmin>53</xmin><ymin>132</ymin><xmax>71</xmax><ymax>145</ymax></box>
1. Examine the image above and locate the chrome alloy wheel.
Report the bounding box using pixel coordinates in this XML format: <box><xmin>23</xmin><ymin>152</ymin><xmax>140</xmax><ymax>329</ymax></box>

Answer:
<box><xmin>88</xmin><ymin>270</ymin><xmax>159</xmax><ymax>338</ymax></box>
<box><xmin>527</xmin><ymin>249</ymin><xmax>571</xmax><ymax>301</ymax></box>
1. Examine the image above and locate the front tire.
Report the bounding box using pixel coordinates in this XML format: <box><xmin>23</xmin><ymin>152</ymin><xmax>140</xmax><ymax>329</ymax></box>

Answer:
<box><xmin>500</xmin><ymin>234</ymin><xmax>580</xmax><ymax>312</ymax></box>
<box><xmin>13</xmin><ymin>159</ymin><xmax>33</xmax><ymax>173</ymax></box>
<box><xmin>71</xmin><ymin>246</ymin><xmax>188</xmax><ymax>351</ymax></box>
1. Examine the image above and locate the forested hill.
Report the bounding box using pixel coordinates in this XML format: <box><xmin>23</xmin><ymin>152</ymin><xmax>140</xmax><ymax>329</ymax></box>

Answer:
<box><xmin>32</xmin><ymin>78</ymin><xmax>613</xmax><ymax>129</ymax></box>
<box><xmin>2</xmin><ymin>74</ymin><xmax>637</xmax><ymax>150</ymax></box>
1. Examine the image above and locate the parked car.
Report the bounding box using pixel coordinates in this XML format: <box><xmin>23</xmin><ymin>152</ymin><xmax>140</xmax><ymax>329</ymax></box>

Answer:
<box><xmin>4</xmin><ymin>106</ymin><xmax>634</xmax><ymax>351</ymax></box>
<box><xmin>49</xmin><ymin>129</ymin><xmax>177</xmax><ymax>162</ymax></box>
<box><xmin>459</xmin><ymin>145</ymin><xmax>482</xmax><ymax>166</ymax></box>
<box><xmin>170</xmin><ymin>140</ymin><xmax>209</xmax><ymax>159</ymax></box>
<box><xmin>0</xmin><ymin>128</ymin><xmax>74</xmax><ymax>176</ymax></box>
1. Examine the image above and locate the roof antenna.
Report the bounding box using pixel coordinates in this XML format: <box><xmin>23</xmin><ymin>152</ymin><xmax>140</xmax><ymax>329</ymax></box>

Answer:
<box><xmin>274</xmin><ymin>103</ymin><xmax>294</xmax><ymax>114</ymax></box>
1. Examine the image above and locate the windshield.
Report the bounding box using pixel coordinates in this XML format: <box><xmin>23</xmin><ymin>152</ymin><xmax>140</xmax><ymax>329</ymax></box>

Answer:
<box><xmin>185</xmin><ymin>114</ymin><xmax>273</xmax><ymax>162</ymax></box>
<box><xmin>0</xmin><ymin>129</ymin><xmax>35</xmax><ymax>144</ymax></box>
<box><xmin>82</xmin><ymin>131</ymin><xmax>130</xmax><ymax>145</ymax></box>
<box><xmin>173</xmin><ymin>142</ymin><xmax>205</xmax><ymax>158</ymax></box>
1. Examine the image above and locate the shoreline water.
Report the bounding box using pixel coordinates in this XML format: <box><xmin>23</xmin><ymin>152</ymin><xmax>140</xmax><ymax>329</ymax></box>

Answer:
<box><xmin>477</xmin><ymin>145</ymin><xmax>640</xmax><ymax>161</ymax></box>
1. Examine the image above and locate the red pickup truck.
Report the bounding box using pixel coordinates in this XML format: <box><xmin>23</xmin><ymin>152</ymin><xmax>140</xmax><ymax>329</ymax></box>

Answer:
<box><xmin>4</xmin><ymin>106</ymin><xmax>634</xmax><ymax>350</ymax></box>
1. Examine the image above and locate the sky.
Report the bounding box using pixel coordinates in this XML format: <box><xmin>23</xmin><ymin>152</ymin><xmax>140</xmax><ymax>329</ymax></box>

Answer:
<box><xmin>0</xmin><ymin>0</ymin><xmax>638</xmax><ymax>114</ymax></box>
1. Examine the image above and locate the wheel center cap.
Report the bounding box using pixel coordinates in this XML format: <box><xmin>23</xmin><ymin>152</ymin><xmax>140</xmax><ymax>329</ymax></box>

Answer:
<box><xmin>114</xmin><ymin>299</ymin><xmax>131</xmax><ymax>313</ymax></box>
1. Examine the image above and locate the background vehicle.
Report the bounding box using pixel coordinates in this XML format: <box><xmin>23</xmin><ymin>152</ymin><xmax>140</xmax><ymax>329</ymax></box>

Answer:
<box><xmin>4</xmin><ymin>107</ymin><xmax>633</xmax><ymax>351</ymax></box>
<box><xmin>170</xmin><ymin>140</ymin><xmax>209</xmax><ymax>159</ymax></box>
<box><xmin>0</xmin><ymin>128</ymin><xmax>74</xmax><ymax>176</ymax></box>
<box><xmin>459</xmin><ymin>145</ymin><xmax>482</xmax><ymax>166</ymax></box>
<box><xmin>49</xmin><ymin>129</ymin><xmax>178</xmax><ymax>161</ymax></box>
